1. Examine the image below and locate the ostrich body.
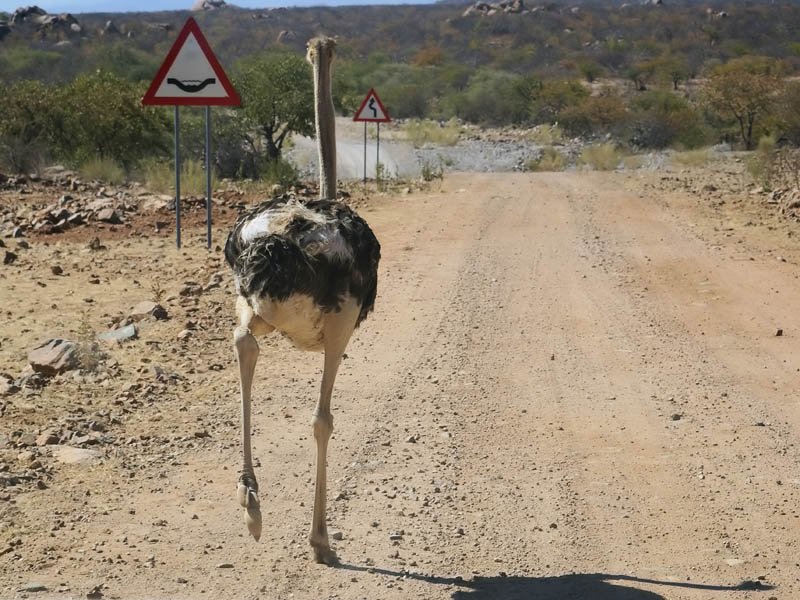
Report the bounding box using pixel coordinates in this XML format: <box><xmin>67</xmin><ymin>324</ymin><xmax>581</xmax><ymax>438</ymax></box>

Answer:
<box><xmin>224</xmin><ymin>37</ymin><xmax>380</xmax><ymax>564</ymax></box>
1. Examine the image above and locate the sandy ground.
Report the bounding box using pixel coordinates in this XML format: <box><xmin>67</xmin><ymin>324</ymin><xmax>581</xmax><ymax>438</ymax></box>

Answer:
<box><xmin>1</xmin><ymin>165</ymin><xmax>799</xmax><ymax>600</ymax></box>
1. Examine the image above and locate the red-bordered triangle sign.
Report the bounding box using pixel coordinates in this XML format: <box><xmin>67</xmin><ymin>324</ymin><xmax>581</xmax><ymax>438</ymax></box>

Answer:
<box><xmin>142</xmin><ymin>17</ymin><xmax>240</xmax><ymax>106</ymax></box>
<box><xmin>353</xmin><ymin>88</ymin><xmax>391</xmax><ymax>122</ymax></box>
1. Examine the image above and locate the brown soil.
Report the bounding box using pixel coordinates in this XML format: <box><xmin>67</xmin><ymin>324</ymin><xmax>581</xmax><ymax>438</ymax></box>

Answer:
<box><xmin>1</xmin><ymin>161</ymin><xmax>799</xmax><ymax>600</ymax></box>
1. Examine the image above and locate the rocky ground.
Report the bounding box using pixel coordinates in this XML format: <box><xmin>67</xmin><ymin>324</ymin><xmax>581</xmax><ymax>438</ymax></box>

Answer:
<box><xmin>1</xmin><ymin>152</ymin><xmax>800</xmax><ymax>599</ymax></box>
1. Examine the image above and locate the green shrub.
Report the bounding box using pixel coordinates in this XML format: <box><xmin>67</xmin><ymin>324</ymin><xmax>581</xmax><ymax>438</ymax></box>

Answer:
<box><xmin>627</xmin><ymin>90</ymin><xmax>709</xmax><ymax>150</ymax></box>
<box><xmin>261</xmin><ymin>158</ymin><xmax>300</xmax><ymax>189</ymax></box>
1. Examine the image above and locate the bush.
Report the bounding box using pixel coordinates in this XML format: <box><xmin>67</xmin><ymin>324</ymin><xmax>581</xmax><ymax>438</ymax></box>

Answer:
<box><xmin>443</xmin><ymin>69</ymin><xmax>531</xmax><ymax>125</ymax></box>
<box><xmin>579</xmin><ymin>143</ymin><xmax>623</xmax><ymax>171</ymax></box>
<box><xmin>58</xmin><ymin>72</ymin><xmax>170</xmax><ymax>171</ymax></box>
<box><xmin>558</xmin><ymin>88</ymin><xmax>627</xmax><ymax>137</ymax></box>
<box><xmin>526</xmin><ymin>146</ymin><xmax>567</xmax><ymax>172</ymax></box>
<box><xmin>627</xmin><ymin>90</ymin><xmax>709</xmax><ymax>150</ymax></box>
<box><xmin>0</xmin><ymin>80</ymin><xmax>60</xmax><ymax>174</ymax></box>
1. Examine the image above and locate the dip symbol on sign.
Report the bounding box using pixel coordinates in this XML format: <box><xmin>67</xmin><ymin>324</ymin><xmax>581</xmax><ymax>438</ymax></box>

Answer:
<box><xmin>167</xmin><ymin>77</ymin><xmax>217</xmax><ymax>93</ymax></box>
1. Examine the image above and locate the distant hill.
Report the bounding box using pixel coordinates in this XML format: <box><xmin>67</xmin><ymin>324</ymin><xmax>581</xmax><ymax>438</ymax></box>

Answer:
<box><xmin>2</xmin><ymin>0</ymin><xmax>799</xmax><ymax>86</ymax></box>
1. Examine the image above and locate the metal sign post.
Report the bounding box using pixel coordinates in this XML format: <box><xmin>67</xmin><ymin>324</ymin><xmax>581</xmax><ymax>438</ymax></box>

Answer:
<box><xmin>353</xmin><ymin>88</ymin><xmax>391</xmax><ymax>182</ymax></box>
<box><xmin>205</xmin><ymin>106</ymin><xmax>212</xmax><ymax>249</ymax></box>
<box><xmin>363</xmin><ymin>122</ymin><xmax>367</xmax><ymax>183</ymax></box>
<box><xmin>142</xmin><ymin>17</ymin><xmax>240</xmax><ymax>249</ymax></box>
<box><xmin>174</xmin><ymin>106</ymin><xmax>182</xmax><ymax>248</ymax></box>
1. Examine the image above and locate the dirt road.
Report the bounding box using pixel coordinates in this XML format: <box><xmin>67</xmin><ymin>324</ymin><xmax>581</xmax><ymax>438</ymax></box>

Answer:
<box><xmin>2</xmin><ymin>170</ymin><xmax>799</xmax><ymax>599</ymax></box>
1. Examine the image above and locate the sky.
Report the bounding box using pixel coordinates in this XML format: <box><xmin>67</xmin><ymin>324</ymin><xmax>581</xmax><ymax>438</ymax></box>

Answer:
<box><xmin>1</xmin><ymin>0</ymin><xmax>429</xmax><ymax>13</ymax></box>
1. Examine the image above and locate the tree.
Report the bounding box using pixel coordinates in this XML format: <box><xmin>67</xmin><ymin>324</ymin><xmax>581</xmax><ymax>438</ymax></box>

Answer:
<box><xmin>234</xmin><ymin>52</ymin><xmax>314</xmax><ymax>162</ymax></box>
<box><xmin>705</xmin><ymin>56</ymin><xmax>785</xmax><ymax>150</ymax></box>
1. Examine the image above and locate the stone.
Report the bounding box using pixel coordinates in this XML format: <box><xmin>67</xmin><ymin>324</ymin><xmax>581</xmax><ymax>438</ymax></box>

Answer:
<box><xmin>17</xmin><ymin>582</ymin><xmax>48</xmax><ymax>593</ymax></box>
<box><xmin>96</xmin><ymin>208</ymin><xmax>122</xmax><ymax>224</ymax></box>
<box><xmin>28</xmin><ymin>339</ymin><xmax>79</xmax><ymax>376</ymax></box>
<box><xmin>98</xmin><ymin>324</ymin><xmax>138</xmax><ymax>344</ymax></box>
<box><xmin>0</xmin><ymin>375</ymin><xmax>18</xmax><ymax>397</ymax></box>
<box><xmin>51</xmin><ymin>265</ymin><xmax>63</xmax><ymax>276</ymax></box>
<box><xmin>36</xmin><ymin>431</ymin><xmax>60</xmax><ymax>446</ymax></box>
<box><xmin>129</xmin><ymin>301</ymin><xmax>168</xmax><ymax>321</ymax></box>
<box><xmin>3</xmin><ymin>250</ymin><xmax>17</xmax><ymax>265</ymax></box>
<box><xmin>52</xmin><ymin>445</ymin><xmax>102</xmax><ymax>465</ymax></box>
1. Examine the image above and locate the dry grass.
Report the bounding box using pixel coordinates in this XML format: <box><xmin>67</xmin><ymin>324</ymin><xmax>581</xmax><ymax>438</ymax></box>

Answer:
<box><xmin>142</xmin><ymin>159</ymin><xmax>216</xmax><ymax>197</ymax></box>
<box><xmin>525</xmin><ymin>124</ymin><xmax>565</xmax><ymax>145</ymax></box>
<box><xmin>403</xmin><ymin>118</ymin><xmax>462</xmax><ymax>148</ymax></box>
<box><xmin>526</xmin><ymin>146</ymin><xmax>567</xmax><ymax>172</ymax></box>
<box><xmin>671</xmin><ymin>148</ymin><xmax>714</xmax><ymax>168</ymax></box>
<box><xmin>579</xmin><ymin>143</ymin><xmax>623</xmax><ymax>171</ymax></box>
<box><xmin>79</xmin><ymin>157</ymin><xmax>126</xmax><ymax>185</ymax></box>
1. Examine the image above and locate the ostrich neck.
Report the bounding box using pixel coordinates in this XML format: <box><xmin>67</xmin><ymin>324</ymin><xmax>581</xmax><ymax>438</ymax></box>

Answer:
<box><xmin>313</xmin><ymin>55</ymin><xmax>336</xmax><ymax>200</ymax></box>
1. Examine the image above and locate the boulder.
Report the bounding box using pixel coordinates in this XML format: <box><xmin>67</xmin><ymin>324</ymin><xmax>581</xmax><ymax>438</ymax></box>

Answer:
<box><xmin>192</xmin><ymin>0</ymin><xmax>226</xmax><ymax>9</ymax></box>
<box><xmin>28</xmin><ymin>338</ymin><xmax>79</xmax><ymax>376</ymax></box>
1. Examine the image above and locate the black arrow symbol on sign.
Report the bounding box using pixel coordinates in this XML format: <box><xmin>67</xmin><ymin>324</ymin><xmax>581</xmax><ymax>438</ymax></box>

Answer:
<box><xmin>368</xmin><ymin>97</ymin><xmax>377</xmax><ymax>118</ymax></box>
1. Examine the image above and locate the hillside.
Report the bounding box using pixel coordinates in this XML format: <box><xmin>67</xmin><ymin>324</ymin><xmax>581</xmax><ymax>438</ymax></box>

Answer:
<box><xmin>2</xmin><ymin>0</ymin><xmax>800</xmax><ymax>85</ymax></box>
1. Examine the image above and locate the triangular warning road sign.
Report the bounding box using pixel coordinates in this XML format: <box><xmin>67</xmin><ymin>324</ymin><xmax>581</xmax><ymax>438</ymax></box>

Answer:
<box><xmin>142</xmin><ymin>17</ymin><xmax>240</xmax><ymax>106</ymax></box>
<box><xmin>353</xmin><ymin>88</ymin><xmax>391</xmax><ymax>123</ymax></box>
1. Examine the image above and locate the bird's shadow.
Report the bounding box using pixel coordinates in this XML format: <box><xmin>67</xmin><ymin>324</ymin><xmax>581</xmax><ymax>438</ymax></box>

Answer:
<box><xmin>337</xmin><ymin>563</ymin><xmax>774</xmax><ymax>600</ymax></box>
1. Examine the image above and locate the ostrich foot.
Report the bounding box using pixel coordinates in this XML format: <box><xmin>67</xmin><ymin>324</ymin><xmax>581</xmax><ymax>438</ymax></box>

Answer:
<box><xmin>310</xmin><ymin>533</ymin><xmax>338</xmax><ymax>565</ymax></box>
<box><xmin>312</xmin><ymin>544</ymin><xmax>339</xmax><ymax>566</ymax></box>
<box><xmin>238</xmin><ymin>473</ymin><xmax>262</xmax><ymax>541</ymax></box>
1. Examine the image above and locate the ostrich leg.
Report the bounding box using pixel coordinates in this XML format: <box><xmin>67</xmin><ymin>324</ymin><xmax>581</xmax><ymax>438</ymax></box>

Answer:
<box><xmin>234</xmin><ymin>300</ymin><xmax>274</xmax><ymax>541</ymax></box>
<box><xmin>234</xmin><ymin>325</ymin><xmax>262</xmax><ymax>540</ymax></box>
<box><xmin>309</xmin><ymin>300</ymin><xmax>359</xmax><ymax>564</ymax></box>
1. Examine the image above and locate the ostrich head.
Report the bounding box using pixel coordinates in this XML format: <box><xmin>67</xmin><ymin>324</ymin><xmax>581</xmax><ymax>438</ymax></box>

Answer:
<box><xmin>306</xmin><ymin>37</ymin><xmax>337</xmax><ymax>201</ymax></box>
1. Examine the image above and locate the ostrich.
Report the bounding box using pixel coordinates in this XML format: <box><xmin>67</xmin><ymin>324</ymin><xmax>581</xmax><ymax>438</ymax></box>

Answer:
<box><xmin>223</xmin><ymin>37</ymin><xmax>380</xmax><ymax>564</ymax></box>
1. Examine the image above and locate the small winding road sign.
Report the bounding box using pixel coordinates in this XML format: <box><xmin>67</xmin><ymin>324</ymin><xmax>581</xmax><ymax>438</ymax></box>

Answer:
<box><xmin>353</xmin><ymin>88</ymin><xmax>391</xmax><ymax>123</ymax></box>
<box><xmin>142</xmin><ymin>17</ymin><xmax>240</xmax><ymax>106</ymax></box>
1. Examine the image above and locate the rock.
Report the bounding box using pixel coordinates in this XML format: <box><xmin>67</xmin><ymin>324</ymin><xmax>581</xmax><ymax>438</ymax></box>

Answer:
<box><xmin>17</xmin><ymin>450</ymin><xmax>36</xmax><ymax>463</ymax></box>
<box><xmin>216</xmin><ymin>562</ymin><xmax>234</xmax><ymax>569</ymax></box>
<box><xmin>98</xmin><ymin>324</ymin><xmax>138</xmax><ymax>344</ymax></box>
<box><xmin>86</xmin><ymin>198</ymin><xmax>114</xmax><ymax>212</ymax></box>
<box><xmin>776</xmin><ymin>328</ymin><xmax>784</xmax><ymax>337</ymax></box>
<box><xmin>4</xmin><ymin>250</ymin><xmax>17</xmax><ymax>265</ymax></box>
<box><xmin>51</xmin><ymin>265</ymin><xmax>63</xmax><ymax>276</ymax></box>
<box><xmin>52</xmin><ymin>445</ymin><xmax>102</xmax><ymax>465</ymax></box>
<box><xmin>129</xmin><ymin>301</ymin><xmax>168</xmax><ymax>321</ymax></box>
<box><xmin>17</xmin><ymin>582</ymin><xmax>48</xmax><ymax>593</ymax></box>
<box><xmin>96</xmin><ymin>208</ymin><xmax>122</xmax><ymax>224</ymax></box>
<box><xmin>87</xmin><ymin>237</ymin><xmax>106</xmax><ymax>251</ymax></box>
<box><xmin>177</xmin><ymin>329</ymin><xmax>192</xmax><ymax>341</ymax></box>
<box><xmin>36</xmin><ymin>430</ymin><xmax>60</xmax><ymax>446</ymax></box>
<box><xmin>331</xmin><ymin>530</ymin><xmax>344</xmax><ymax>540</ymax></box>
<box><xmin>28</xmin><ymin>339</ymin><xmax>79</xmax><ymax>376</ymax></box>
<box><xmin>192</xmin><ymin>0</ymin><xmax>227</xmax><ymax>9</ymax></box>
<box><xmin>0</xmin><ymin>375</ymin><xmax>19</xmax><ymax>396</ymax></box>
